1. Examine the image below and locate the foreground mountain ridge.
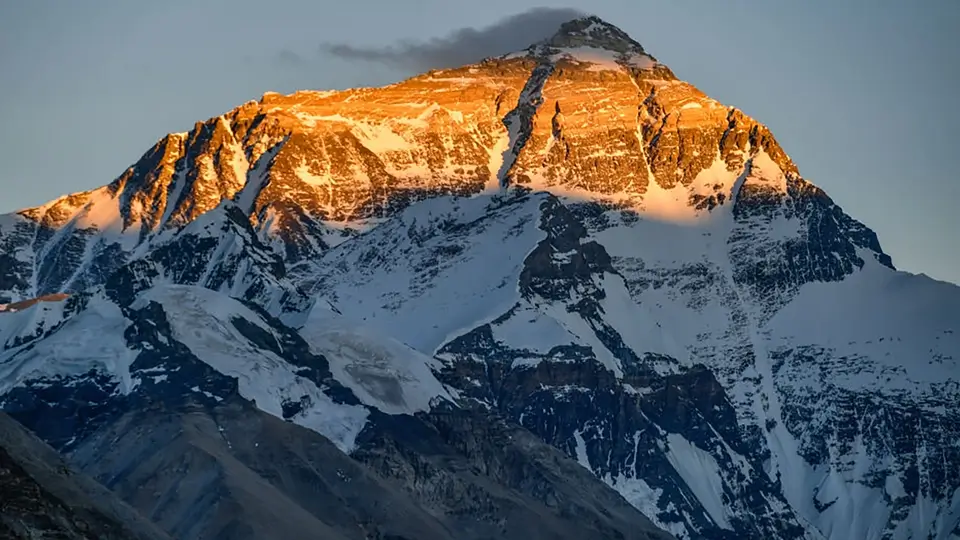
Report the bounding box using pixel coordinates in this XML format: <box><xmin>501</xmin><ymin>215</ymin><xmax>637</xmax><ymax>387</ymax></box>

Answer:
<box><xmin>0</xmin><ymin>412</ymin><xmax>172</xmax><ymax>539</ymax></box>
<box><xmin>1</xmin><ymin>14</ymin><xmax>958</xmax><ymax>540</ymax></box>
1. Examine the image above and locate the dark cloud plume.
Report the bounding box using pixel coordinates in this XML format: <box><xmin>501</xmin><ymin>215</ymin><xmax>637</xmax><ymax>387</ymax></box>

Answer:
<box><xmin>320</xmin><ymin>7</ymin><xmax>585</xmax><ymax>71</ymax></box>
<box><xmin>276</xmin><ymin>49</ymin><xmax>306</xmax><ymax>66</ymax></box>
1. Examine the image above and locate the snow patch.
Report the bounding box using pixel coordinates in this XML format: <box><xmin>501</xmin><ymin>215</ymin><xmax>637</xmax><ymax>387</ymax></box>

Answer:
<box><xmin>133</xmin><ymin>285</ymin><xmax>369</xmax><ymax>453</ymax></box>
<box><xmin>489</xmin><ymin>302</ymin><xmax>572</xmax><ymax>355</ymax></box>
<box><xmin>606</xmin><ymin>474</ymin><xmax>687</xmax><ymax>538</ymax></box>
<box><xmin>485</xmin><ymin>129</ymin><xmax>510</xmax><ymax>192</ymax></box>
<box><xmin>665</xmin><ymin>433</ymin><xmax>734</xmax><ymax>530</ymax></box>
<box><xmin>0</xmin><ymin>294</ymin><xmax>138</xmax><ymax>394</ymax></box>
<box><xmin>301</xmin><ymin>307</ymin><xmax>453</xmax><ymax>415</ymax></box>
<box><xmin>573</xmin><ymin>429</ymin><xmax>592</xmax><ymax>470</ymax></box>
<box><xmin>596</xmin><ymin>273</ymin><xmax>689</xmax><ymax>369</ymax></box>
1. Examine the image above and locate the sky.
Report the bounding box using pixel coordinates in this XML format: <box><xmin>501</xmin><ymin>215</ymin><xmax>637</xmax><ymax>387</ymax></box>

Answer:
<box><xmin>0</xmin><ymin>1</ymin><xmax>957</xmax><ymax>284</ymax></box>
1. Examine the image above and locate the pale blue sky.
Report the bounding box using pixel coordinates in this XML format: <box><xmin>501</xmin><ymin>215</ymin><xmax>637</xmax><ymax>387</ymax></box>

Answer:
<box><xmin>0</xmin><ymin>1</ymin><xmax>957</xmax><ymax>283</ymax></box>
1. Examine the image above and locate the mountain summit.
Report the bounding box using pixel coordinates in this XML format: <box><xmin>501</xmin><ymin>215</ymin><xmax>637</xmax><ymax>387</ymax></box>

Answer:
<box><xmin>0</xmin><ymin>14</ymin><xmax>775</xmax><ymax>295</ymax></box>
<box><xmin>534</xmin><ymin>15</ymin><xmax>652</xmax><ymax>56</ymax></box>
<box><xmin>505</xmin><ymin>15</ymin><xmax>661</xmax><ymax>85</ymax></box>
<box><xmin>1</xmin><ymin>15</ymin><xmax>959</xmax><ymax>540</ymax></box>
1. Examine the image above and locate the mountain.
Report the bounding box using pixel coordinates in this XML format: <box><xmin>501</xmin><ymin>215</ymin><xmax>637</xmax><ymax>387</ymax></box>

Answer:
<box><xmin>0</xmin><ymin>411</ymin><xmax>172</xmax><ymax>540</ymax></box>
<box><xmin>0</xmin><ymin>282</ymin><xmax>669</xmax><ymax>540</ymax></box>
<box><xmin>1</xmin><ymin>14</ymin><xmax>958</xmax><ymax>540</ymax></box>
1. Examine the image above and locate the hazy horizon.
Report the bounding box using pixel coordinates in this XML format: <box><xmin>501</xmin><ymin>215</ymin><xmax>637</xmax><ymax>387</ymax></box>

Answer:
<box><xmin>1</xmin><ymin>1</ymin><xmax>957</xmax><ymax>283</ymax></box>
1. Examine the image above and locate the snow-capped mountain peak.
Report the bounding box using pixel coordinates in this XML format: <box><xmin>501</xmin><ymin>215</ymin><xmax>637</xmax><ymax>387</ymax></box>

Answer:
<box><xmin>504</xmin><ymin>15</ymin><xmax>659</xmax><ymax>73</ymax></box>
<box><xmin>1</xmin><ymin>13</ymin><xmax>958</xmax><ymax>540</ymax></box>
<box><xmin>541</xmin><ymin>15</ymin><xmax>650</xmax><ymax>56</ymax></box>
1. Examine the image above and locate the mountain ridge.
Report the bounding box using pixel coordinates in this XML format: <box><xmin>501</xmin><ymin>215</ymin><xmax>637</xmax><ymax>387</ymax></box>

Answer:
<box><xmin>0</xmin><ymin>14</ymin><xmax>812</xmax><ymax>303</ymax></box>
<box><xmin>0</xmin><ymin>411</ymin><xmax>173</xmax><ymax>540</ymax></box>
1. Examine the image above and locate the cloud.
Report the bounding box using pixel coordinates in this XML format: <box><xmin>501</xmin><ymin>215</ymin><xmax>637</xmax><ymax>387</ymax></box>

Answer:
<box><xmin>320</xmin><ymin>7</ymin><xmax>585</xmax><ymax>72</ymax></box>
<box><xmin>276</xmin><ymin>49</ymin><xmax>306</xmax><ymax>66</ymax></box>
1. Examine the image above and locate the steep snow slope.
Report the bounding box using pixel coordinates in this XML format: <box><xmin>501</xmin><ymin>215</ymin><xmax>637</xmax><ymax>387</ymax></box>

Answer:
<box><xmin>294</xmin><ymin>158</ymin><xmax>957</xmax><ymax>539</ymax></box>
<box><xmin>0</xmin><ymin>281</ymin><xmax>673</xmax><ymax>540</ymax></box>
<box><xmin>589</xmin><ymin>202</ymin><xmax>957</xmax><ymax>539</ymax></box>
<box><xmin>295</xmin><ymin>191</ymin><xmax>549</xmax><ymax>353</ymax></box>
<box><xmin>124</xmin><ymin>201</ymin><xmax>314</xmax><ymax>324</ymax></box>
<box><xmin>763</xmin><ymin>262</ymin><xmax>960</xmax><ymax>540</ymax></box>
<box><xmin>0</xmin><ymin>284</ymin><xmax>369</xmax><ymax>452</ymax></box>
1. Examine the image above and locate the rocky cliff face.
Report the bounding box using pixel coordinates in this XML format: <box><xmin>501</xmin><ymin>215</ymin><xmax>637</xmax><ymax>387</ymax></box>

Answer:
<box><xmin>1</xmin><ymin>14</ymin><xmax>958</xmax><ymax>540</ymax></box>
